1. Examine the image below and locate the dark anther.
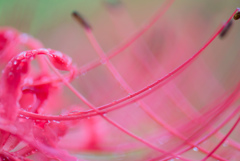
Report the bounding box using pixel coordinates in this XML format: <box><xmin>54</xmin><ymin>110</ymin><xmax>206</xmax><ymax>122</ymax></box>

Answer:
<box><xmin>233</xmin><ymin>8</ymin><xmax>240</xmax><ymax>20</ymax></box>
<box><xmin>219</xmin><ymin>20</ymin><xmax>233</xmax><ymax>38</ymax></box>
<box><xmin>72</xmin><ymin>11</ymin><xmax>91</xmax><ymax>30</ymax></box>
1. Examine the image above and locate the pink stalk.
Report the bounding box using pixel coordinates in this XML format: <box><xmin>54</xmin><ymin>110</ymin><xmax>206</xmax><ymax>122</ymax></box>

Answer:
<box><xmin>201</xmin><ymin>115</ymin><xmax>240</xmax><ymax>161</ymax></box>
<box><xmin>153</xmin><ymin>80</ymin><xmax>240</xmax><ymax>160</ymax></box>
<box><xmin>106</xmin><ymin>0</ymin><xmax>175</xmax><ymax>59</ymax></box>
<box><xmin>19</xmin><ymin>8</ymin><xmax>237</xmax><ymax>123</ymax></box>
<box><xmin>44</xmin><ymin>56</ymin><xmax>190</xmax><ymax>160</ymax></box>
<box><xmin>21</xmin><ymin>0</ymin><xmax>174</xmax><ymax>87</ymax></box>
<box><xmin>106</xmin><ymin>2</ymin><xmax>240</xmax><ymax>157</ymax></box>
<box><xmin>73</xmin><ymin>10</ymin><xmax>227</xmax><ymax>160</ymax></box>
<box><xmin>1</xmin><ymin>2</ymin><xmax>239</xmax><ymax>161</ymax></box>
<box><xmin>162</xmin><ymin>105</ymin><xmax>240</xmax><ymax>161</ymax></box>
<box><xmin>35</xmin><ymin>8</ymin><xmax>239</xmax><ymax>160</ymax></box>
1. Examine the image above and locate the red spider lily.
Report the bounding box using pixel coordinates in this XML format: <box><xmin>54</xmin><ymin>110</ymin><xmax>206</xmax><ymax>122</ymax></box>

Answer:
<box><xmin>0</xmin><ymin>1</ymin><xmax>239</xmax><ymax>161</ymax></box>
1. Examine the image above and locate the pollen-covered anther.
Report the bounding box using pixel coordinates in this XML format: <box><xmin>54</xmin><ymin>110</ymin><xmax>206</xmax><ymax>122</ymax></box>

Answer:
<box><xmin>72</xmin><ymin>11</ymin><xmax>91</xmax><ymax>30</ymax></box>
<box><xmin>233</xmin><ymin>8</ymin><xmax>240</xmax><ymax>20</ymax></box>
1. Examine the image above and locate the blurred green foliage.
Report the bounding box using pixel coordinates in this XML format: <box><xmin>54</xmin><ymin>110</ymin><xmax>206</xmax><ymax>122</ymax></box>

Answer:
<box><xmin>0</xmin><ymin>0</ymin><xmax>99</xmax><ymax>35</ymax></box>
<box><xmin>0</xmin><ymin>0</ymin><xmax>238</xmax><ymax>35</ymax></box>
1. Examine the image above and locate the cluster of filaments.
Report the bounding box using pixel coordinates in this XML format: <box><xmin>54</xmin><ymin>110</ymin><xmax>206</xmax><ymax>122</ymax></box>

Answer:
<box><xmin>0</xmin><ymin>1</ymin><xmax>239</xmax><ymax>161</ymax></box>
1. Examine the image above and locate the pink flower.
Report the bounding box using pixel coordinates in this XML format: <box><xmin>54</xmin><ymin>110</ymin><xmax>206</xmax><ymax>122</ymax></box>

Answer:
<box><xmin>0</xmin><ymin>1</ymin><xmax>239</xmax><ymax>161</ymax></box>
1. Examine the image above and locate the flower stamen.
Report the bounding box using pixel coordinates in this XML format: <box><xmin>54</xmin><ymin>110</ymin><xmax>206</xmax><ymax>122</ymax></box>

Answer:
<box><xmin>72</xmin><ymin>11</ymin><xmax>91</xmax><ymax>30</ymax></box>
<box><xmin>233</xmin><ymin>8</ymin><xmax>240</xmax><ymax>20</ymax></box>
<box><xmin>219</xmin><ymin>20</ymin><xmax>233</xmax><ymax>38</ymax></box>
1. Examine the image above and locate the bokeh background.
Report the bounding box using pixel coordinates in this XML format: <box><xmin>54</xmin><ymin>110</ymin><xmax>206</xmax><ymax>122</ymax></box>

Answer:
<box><xmin>0</xmin><ymin>0</ymin><xmax>240</xmax><ymax>160</ymax></box>
<box><xmin>0</xmin><ymin>0</ymin><xmax>239</xmax><ymax>58</ymax></box>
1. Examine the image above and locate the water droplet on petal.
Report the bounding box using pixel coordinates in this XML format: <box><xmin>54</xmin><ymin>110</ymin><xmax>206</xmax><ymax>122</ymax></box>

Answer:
<box><xmin>193</xmin><ymin>147</ymin><xmax>198</xmax><ymax>151</ymax></box>
<box><xmin>69</xmin><ymin>110</ymin><xmax>80</xmax><ymax>114</ymax></box>
<box><xmin>32</xmin><ymin>50</ymin><xmax>37</xmax><ymax>55</ymax></box>
<box><xmin>223</xmin><ymin>142</ymin><xmax>228</xmax><ymax>147</ymax></box>
<box><xmin>53</xmin><ymin>120</ymin><xmax>60</xmax><ymax>123</ymax></box>
<box><xmin>13</xmin><ymin>60</ymin><xmax>18</xmax><ymax>65</ymax></box>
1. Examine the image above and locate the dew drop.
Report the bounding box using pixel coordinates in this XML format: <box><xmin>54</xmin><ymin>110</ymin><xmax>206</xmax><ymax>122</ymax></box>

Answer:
<box><xmin>38</xmin><ymin>48</ymin><xmax>49</xmax><ymax>54</ymax></box>
<box><xmin>158</xmin><ymin>136</ymin><xmax>169</xmax><ymax>145</ymax></box>
<box><xmin>30</xmin><ymin>56</ymin><xmax>34</xmax><ymax>60</ymax></box>
<box><xmin>54</xmin><ymin>51</ymin><xmax>63</xmax><ymax>57</ymax></box>
<box><xmin>53</xmin><ymin>120</ymin><xmax>60</xmax><ymax>123</ymax></box>
<box><xmin>193</xmin><ymin>147</ymin><xmax>198</xmax><ymax>151</ymax></box>
<box><xmin>111</xmin><ymin>100</ymin><xmax>117</xmax><ymax>105</ymax></box>
<box><xmin>223</xmin><ymin>142</ymin><xmax>228</xmax><ymax>147</ymax></box>
<box><xmin>32</xmin><ymin>50</ymin><xmax>37</xmax><ymax>55</ymax></box>
<box><xmin>13</xmin><ymin>60</ymin><xmax>18</xmax><ymax>65</ymax></box>
<box><xmin>70</xmin><ymin>110</ymin><xmax>79</xmax><ymax>114</ymax></box>
<box><xmin>17</xmin><ymin>52</ymin><xmax>26</xmax><ymax>60</ymax></box>
<box><xmin>23</xmin><ymin>52</ymin><xmax>28</xmax><ymax>57</ymax></box>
